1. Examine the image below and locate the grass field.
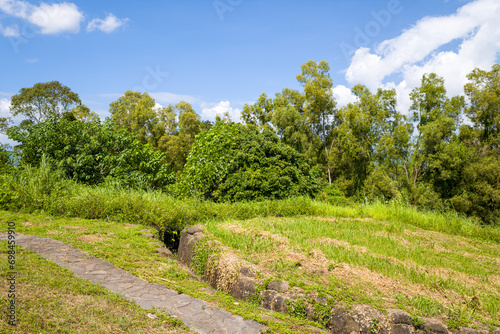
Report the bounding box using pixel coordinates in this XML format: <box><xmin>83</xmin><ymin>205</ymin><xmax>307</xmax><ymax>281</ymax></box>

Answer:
<box><xmin>204</xmin><ymin>215</ymin><xmax>500</xmax><ymax>330</ymax></box>
<box><xmin>0</xmin><ymin>211</ymin><xmax>335</xmax><ymax>333</ymax></box>
<box><xmin>0</xmin><ymin>240</ymin><xmax>193</xmax><ymax>334</ymax></box>
<box><xmin>1</xmin><ymin>168</ymin><xmax>500</xmax><ymax>332</ymax></box>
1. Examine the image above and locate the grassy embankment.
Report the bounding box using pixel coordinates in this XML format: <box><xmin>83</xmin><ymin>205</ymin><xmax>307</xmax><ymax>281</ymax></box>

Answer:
<box><xmin>0</xmin><ymin>165</ymin><xmax>499</xmax><ymax>332</ymax></box>
<box><xmin>204</xmin><ymin>215</ymin><xmax>500</xmax><ymax>330</ymax></box>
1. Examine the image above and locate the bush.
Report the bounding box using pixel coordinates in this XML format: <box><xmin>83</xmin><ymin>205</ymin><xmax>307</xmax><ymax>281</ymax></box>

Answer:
<box><xmin>178</xmin><ymin>123</ymin><xmax>320</xmax><ymax>201</ymax></box>
<box><xmin>7</xmin><ymin>118</ymin><xmax>174</xmax><ymax>190</ymax></box>
<box><xmin>316</xmin><ymin>184</ymin><xmax>351</xmax><ymax>206</ymax></box>
<box><xmin>0</xmin><ymin>156</ymin><xmax>73</xmax><ymax>211</ymax></box>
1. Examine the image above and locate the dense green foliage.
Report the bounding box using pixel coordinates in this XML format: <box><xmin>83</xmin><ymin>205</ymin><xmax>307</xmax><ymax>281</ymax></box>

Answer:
<box><xmin>1</xmin><ymin>160</ymin><xmax>498</xmax><ymax>243</ymax></box>
<box><xmin>1</xmin><ymin>63</ymin><xmax>500</xmax><ymax>224</ymax></box>
<box><xmin>9</xmin><ymin>81</ymin><xmax>84</xmax><ymax>126</ymax></box>
<box><xmin>179</xmin><ymin>123</ymin><xmax>319</xmax><ymax>201</ymax></box>
<box><xmin>109</xmin><ymin>93</ymin><xmax>205</xmax><ymax>175</ymax></box>
<box><xmin>7</xmin><ymin>117</ymin><xmax>173</xmax><ymax>189</ymax></box>
<box><xmin>242</xmin><ymin>62</ymin><xmax>500</xmax><ymax>224</ymax></box>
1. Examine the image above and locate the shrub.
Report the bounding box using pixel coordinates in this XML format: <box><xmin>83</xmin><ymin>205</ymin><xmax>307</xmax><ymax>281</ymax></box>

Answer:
<box><xmin>316</xmin><ymin>183</ymin><xmax>351</xmax><ymax>206</ymax></box>
<box><xmin>7</xmin><ymin>118</ymin><xmax>174</xmax><ymax>190</ymax></box>
<box><xmin>178</xmin><ymin>123</ymin><xmax>320</xmax><ymax>201</ymax></box>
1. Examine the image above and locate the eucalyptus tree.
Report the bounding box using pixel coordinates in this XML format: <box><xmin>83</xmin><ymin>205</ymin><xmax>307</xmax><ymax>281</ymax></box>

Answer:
<box><xmin>109</xmin><ymin>91</ymin><xmax>159</xmax><ymax>146</ymax></box>
<box><xmin>297</xmin><ymin>60</ymin><xmax>338</xmax><ymax>183</ymax></box>
<box><xmin>331</xmin><ymin>85</ymin><xmax>398</xmax><ymax>196</ymax></box>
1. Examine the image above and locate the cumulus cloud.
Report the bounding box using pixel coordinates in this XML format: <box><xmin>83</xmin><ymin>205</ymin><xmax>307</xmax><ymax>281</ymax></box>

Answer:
<box><xmin>343</xmin><ymin>0</ymin><xmax>500</xmax><ymax>113</ymax></box>
<box><xmin>200</xmin><ymin>101</ymin><xmax>241</xmax><ymax>122</ymax></box>
<box><xmin>0</xmin><ymin>0</ymin><xmax>84</xmax><ymax>34</ymax></box>
<box><xmin>87</xmin><ymin>13</ymin><xmax>128</xmax><ymax>33</ymax></box>
<box><xmin>332</xmin><ymin>85</ymin><xmax>358</xmax><ymax>107</ymax></box>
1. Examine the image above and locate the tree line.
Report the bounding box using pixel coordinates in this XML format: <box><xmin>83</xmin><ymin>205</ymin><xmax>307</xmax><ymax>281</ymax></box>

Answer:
<box><xmin>0</xmin><ymin>61</ymin><xmax>499</xmax><ymax>224</ymax></box>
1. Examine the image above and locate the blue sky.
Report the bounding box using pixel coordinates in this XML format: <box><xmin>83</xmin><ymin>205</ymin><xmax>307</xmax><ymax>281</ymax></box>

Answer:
<box><xmin>1</xmin><ymin>0</ymin><xmax>500</xmax><ymax>145</ymax></box>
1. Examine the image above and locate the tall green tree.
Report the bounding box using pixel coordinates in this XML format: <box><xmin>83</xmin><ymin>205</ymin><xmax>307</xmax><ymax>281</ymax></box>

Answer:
<box><xmin>331</xmin><ymin>85</ymin><xmax>397</xmax><ymax>196</ymax></box>
<box><xmin>241</xmin><ymin>93</ymin><xmax>273</xmax><ymax>128</ymax></box>
<box><xmin>297</xmin><ymin>60</ymin><xmax>337</xmax><ymax>183</ymax></box>
<box><xmin>109</xmin><ymin>91</ymin><xmax>160</xmax><ymax>146</ymax></box>
<box><xmin>157</xmin><ymin>101</ymin><xmax>203</xmax><ymax>174</ymax></box>
<box><xmin>407</xmin><ymin>73</ymin><xmax>465</xmax><ymax>208</ymax></box>
<box><xmin>464</xmin><ymin>64</ymin><xmax>500</xmax><ymax>150</ymax></box>
<box><xmin>10</xmin><ymin>81</ymin><xmax>83</xmax><ymax>125</ymax></box>
<box><xmin>271</xmin><ymin>88</ymin><xmax>308</xmax><ymax>153</ymax></box>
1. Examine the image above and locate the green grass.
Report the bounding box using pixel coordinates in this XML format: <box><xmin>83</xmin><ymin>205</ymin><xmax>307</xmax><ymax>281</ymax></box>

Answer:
<box><xmin>0</xmin><ymin>211</ymin><xmax>334</xmax><ymax>334</ymax></box>
<box><xmin>204</xmin><ymin>216</ymin><xmax>500</xmax><ymax>328</ymax></box>
<box><xmin>2</xmin><ymin>171</ymin><xmax>499</xmax><ymax>243</ymax></box>
<box><xmin>2</xmin><ymin>165</ymin><xmax>500</xmax><ymax>331</ymax></box>
<box><xmin>0</xmin><ymin>241</ymin><xmax>193</xmax><ymax>334</ymax></box>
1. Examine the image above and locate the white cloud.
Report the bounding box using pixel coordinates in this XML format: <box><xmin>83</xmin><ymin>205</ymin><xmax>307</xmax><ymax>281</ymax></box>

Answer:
<box><xmin>200</xmin><ymin>101</ymin><xmax>241</xmax><ymax>122</ymax></box>
<box><xmin>87</xmin><ymin>13</ymin><xmax>128</xmax><ymax>33</ymax></box>
<box><xmin>332</xmin><ymin>85</ymin><xmax>358</xmax><ymax>107</ymax></box>
<box><xmin>25</xmin><ymin>57</ymin><xmax>39</xmax><ymax>63</ymax></box>
<box><xmin>0</xmin><ymin>98</ymin><xmax>11</xmax><ymax>117</ymax></box>
<box><xmin>343</xmin><ymin>0</ymin><xmax>500</xmax><ymax>113</ymax></box>
<box><xmin>150</xmin><ymin>92</ymin><xmax>199</xmax><ymax>105</ymax></box>
<box><xmin>0</xmin><ymin>0</ymin><xmax>84</xmax><ymax>34</ymax></box>
<box><xmin>0</xmin><ymin>23</ymin><xmax>19</xmax><ymax>36</ymax></box>
<box><xmin>0</xmin><ymin>133</ymin><xmax>17</xmax><ymax>147</ymax></box>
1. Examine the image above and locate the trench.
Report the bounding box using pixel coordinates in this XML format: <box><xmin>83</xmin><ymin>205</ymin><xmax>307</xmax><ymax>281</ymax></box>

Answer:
<box><xmin>157</xmin><ymin>226</ymin><xmax>181</xmax><ymax>253</ymax></box>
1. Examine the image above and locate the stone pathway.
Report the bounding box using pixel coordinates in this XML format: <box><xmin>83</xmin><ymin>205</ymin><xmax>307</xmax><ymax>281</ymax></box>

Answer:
<box><xmin>0</xmin><ymin>233</ymin><xmax>265</xmax><ymax>334</ymax></box>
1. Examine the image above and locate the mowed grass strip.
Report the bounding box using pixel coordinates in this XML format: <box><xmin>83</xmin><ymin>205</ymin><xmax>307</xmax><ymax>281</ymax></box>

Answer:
<box><xmin>206</xmin><ymin>216</ymin><xmax>500</xmax><ymax>327</ymax></box>
<box><xmin>0</xmin><ymin>241</ymin><xmax>193</xmax><ymax>334</ymax></box>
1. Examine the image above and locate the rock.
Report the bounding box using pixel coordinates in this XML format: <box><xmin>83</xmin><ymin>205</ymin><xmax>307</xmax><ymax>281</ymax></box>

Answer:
<box><xmin>230</xmin><ymin>275</ymin><xmax>256</xmax><ymax>301</ymax></box>
<box><xmin>493</xmin><ymin>327</ymin><xmax>500</xmax><ymax>334</ymax></box>
<box><xmin>422</xmin><ymin>317</ymin><xmax>448</xmax><ymax>334</ymax></box>
<box><xmin>157</xmin><ymin>247</ymin><xmax>173</xmax><ymax>257</ymax></box>
<box><xmin>351</xmin><ymin>304</ymin><xmax>390</xmax><ymax>333</ymax></box>
<box><xmin>185</xmin><ymin>225</ymin><xmax>203</xmax><ymax>234</ymax></box>
<box><xmin>391</xmin><ymin>324</ymin><xmax>415</xmax><ymax>334</ymax></box>
<box><xmin>330</xmin><ymin>307</ymin><xmax>361</xmax><ymax>334</ymax></box>
<box><xmin>141</xmin><ymin>233</ymin><xmax>155</xmax><ymax>239</ymax></box>
<box><xmin>259</xmin><ymin>290</ymin><xmax>289</xmax><ymax>313</ymax></box>
<box><xmin>272</xmin><ymin>294</ymin><xmax>287</xmax><ymax>313</ymax></box>
<box><xmin>240</xmin><ymin>266</ymin><xmax>255</xmax><ymax>278</ymax></box>
<box><xmin>260</xmin><ymin>290</ymin><xmax>278</xmax><ymax>310</ymax></box>
<box><xmin>268</xmin><ymin>280</ymin><xmax>289</xmax><ymax>292</ymax></box>
<box><xmin>388</xmin><ymin>309</ymin><xmax>412</xmax><ymax>326</ymax></box>
<box><xmin>178</xmin><ymin>224</ymin><xmax>205</xmax><ymax>267</ymax></box>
